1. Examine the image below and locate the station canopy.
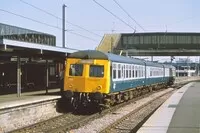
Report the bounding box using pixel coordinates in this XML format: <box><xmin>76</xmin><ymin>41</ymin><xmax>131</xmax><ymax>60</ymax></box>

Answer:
<box><xmin>0</xmin><ymin>23</ymin><xmax>76</xmax><ymax>61</ymax></box>
<box><xmin>0</xmin><ymin>23</ymin><xmax>56</xmax><ymax>46</ymax></box>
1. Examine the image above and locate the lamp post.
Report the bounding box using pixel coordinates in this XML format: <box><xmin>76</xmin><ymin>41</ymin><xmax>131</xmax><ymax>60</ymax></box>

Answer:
<box><xmin>198</xmin><ymin>56</ymin><xmax>200</xmax><ymax>76</ymax></box>
<box><xmin>62</xmin><ymin>4</ymin><xmax>66</xmax><ymax>48</ymax></box>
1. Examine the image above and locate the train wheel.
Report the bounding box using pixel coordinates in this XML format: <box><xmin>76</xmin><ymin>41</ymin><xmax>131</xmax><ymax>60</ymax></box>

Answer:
<box><xmin>72</xmin><ymin>98</ymin><xmax>79</xmax><ymax>111</ymax></box>
<box><xmin>123</xmin><ymin>92</ymin><xmax>129</xmax><ymax>102</ymax></box>
<box><xmin>129</xmin><ymin>91</ymin><xmax>134</xmax><ymax>99</ymax></box>
<box><xmin>104</xmin><ymin>99</ymin><xmax>111</xmax><ymax>108</ymax></box>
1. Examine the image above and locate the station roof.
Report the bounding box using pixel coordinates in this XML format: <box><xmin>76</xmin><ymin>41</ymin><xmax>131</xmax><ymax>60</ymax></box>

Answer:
<box><xmin>0</xmin><ymin>39</ymin><xmax>77</xmax><ymax>60</ymax></box>
<box><xmin>0</xmin><ymin>23</ymin><xmax>56</xmax><ymax>46</ymax></box>
<box><xmin>0</xmin><ymin>23</ymin><xmax>77</xmax><ymax>61</ymax></box>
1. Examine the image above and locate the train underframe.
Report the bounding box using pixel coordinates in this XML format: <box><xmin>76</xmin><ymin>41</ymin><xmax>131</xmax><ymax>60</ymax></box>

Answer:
<box><xmin>63</xmin><ymin>80</ymin><xmax>174</xmax><ymax>111</ymax></box>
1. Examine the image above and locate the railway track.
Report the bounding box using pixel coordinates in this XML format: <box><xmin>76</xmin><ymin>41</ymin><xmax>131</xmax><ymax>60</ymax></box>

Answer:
<box><xmin>100</xmin><ymin>89</ymin><xmax>174</xmax><ymax>133</ymax></box>
<box><xmin>11</xmin><ymin>83</ymin><xmax>185</xmax><ymax>133</ymax></box>
<box><xmin>98</xmin><ymin>83</ymin><xmax>184</xmax><ymax>133</ymax></box>
<box><xmin>11</xmin><ymin>113</ymin><xmax>86</xmax><ymax>133</ymax></box>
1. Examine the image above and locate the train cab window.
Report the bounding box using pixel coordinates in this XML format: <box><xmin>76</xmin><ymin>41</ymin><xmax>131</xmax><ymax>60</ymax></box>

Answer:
<box><xmin>69</xmin><ymin>64</ymin><xmax>83</xmax><ymax>76</ymax></box>
<box><xmin>89</xmin><ymin>65</ymin><xmax>104</xmax><ymax>77</ymax></box>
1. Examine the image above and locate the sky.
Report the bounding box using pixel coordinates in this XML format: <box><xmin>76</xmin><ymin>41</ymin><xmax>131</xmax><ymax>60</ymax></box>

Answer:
<box><xmin>0</xmin><ymin>0</ymin><xmax>200</xmax><ymax>62</ymax></box>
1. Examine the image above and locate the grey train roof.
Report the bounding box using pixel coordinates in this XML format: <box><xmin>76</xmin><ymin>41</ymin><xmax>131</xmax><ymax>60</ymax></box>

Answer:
<box><xmin>68</xmin><ymin>50</ymin><xmax>168</xmax><ymax>67</ymax></box>
<box><xmin>68</xmin><ymin>50</ymin><xmax>144</xmax><ymax>65</ymax></box>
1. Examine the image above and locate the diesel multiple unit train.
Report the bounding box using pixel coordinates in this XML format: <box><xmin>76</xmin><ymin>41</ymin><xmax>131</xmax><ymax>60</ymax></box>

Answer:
<box><xmin>63</xmin><ymin>50</ymin><xmax>175</xmax><ymax>109</ymax></box>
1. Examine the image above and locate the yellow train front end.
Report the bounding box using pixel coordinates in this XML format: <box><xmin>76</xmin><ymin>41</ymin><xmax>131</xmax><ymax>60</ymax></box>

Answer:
<box><xmin>63</xmin><ymin>57</ymin><xmax>110</xmax><ymax>109</ymax></box>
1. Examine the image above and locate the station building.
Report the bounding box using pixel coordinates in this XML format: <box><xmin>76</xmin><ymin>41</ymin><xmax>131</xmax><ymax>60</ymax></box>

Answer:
<box><xmin>169</xmin><ymin>58</ymin><xmax>199</xmax><ymax>77</ymax></box>
<box><xmin>0</xmin><ymin>23</ymin><xmax>76</xmax><ymax>95</ymax></box>
<box><xmin>174</xmin><ymin>62</ymin><xmax>198</xmax><ymax>77</ymax></box>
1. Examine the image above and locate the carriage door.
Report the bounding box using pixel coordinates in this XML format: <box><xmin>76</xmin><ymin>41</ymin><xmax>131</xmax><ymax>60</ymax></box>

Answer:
<box><xmin>162</xmin><ymin>65</ymin><xmax>164</xmax><ymax>82</ymax></box>
<box><xmin>144</xmin><ymin>63</ymin><xmax>146</xmax><ymax>85</ymax></box>
<box><xmin>164</xmin><ymin>67</ymin><xmax>165</xmax><ymax>81</ymax></box>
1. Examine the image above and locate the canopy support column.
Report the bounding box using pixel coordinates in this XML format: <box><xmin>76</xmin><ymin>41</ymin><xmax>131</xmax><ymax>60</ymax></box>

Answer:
<box><xmin>17</xmin><ymin>56</ymin><xmax>21</xmax><ymax>97</ymax></box>
<box><xmin>46</xmin><ymin>60</ymin><xmax>49</xmax><ymax>94</ymax></box>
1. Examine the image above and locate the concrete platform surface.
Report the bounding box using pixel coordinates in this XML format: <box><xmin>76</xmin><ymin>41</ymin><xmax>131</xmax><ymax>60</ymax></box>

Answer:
<box><xmin>0</xmin><ymin>89</ymin><xmax>61</xmax><ymax>110</ymax></box>
<box><xmin>137</xmin><ymin>82</ymin><xmax>200</xmax><ymax>133</ymax></box>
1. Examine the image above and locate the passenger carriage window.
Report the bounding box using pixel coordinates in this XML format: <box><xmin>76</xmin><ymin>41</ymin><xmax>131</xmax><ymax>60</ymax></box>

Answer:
<box><xmin>138</xmin><ymin>67</ymin><xmax>140</xmax><ymax>77</ymax></box>
<box><xmin>113</xmin><ymin>70</ymin><xmax>116</xmax><ymax>79</ymax></box>
<box><xmin>129</xmin><ymin>65</ymin><xmax>131</xmax><ymax>78</ymax></box>
<box><xmin>126</xmin><ymin>65</ymin><xmax>128</xmax><ymax>78</ymax></box>
<box><xmin>89</xmin><ymin>65</ymin><xmax>104</xmax><ymax>77</ymax></box>
<box><xmin>136</xmin><ymin>68</ymin><xmax>138</xmax><ymax>77</ymax></box>
<box><xmin>118</xmin><ymin>64</ymin><xmax>121</xmax><ymax>78</ymax></box>
<box><xmin>139</xmin><ymin>67</ymin><xmax>140</xmax><ymax>77</ymax></box>
<box><xmin>144</xmin><ymin>67</ymin><xmax>145</xmax><ymax>77</ymax></box>
<box><xmin>138</xmin><ymin>66</ymin><xmax>141</xmax><ymax>77</ymax></box>
<box><xmin>132</xmin><ymin>66</ymin><xmax>134</xmax><ymax>78</ymax></box>
<box><xmin>69</xmin><ymin>64</ymin><xmax>83</xmax><ymax>76</ymax></box>
<box><xmin>112</xmin><ymin>63</ymin><xmax>116</xmax><ymax>79</ymax></box>
<box><xmin>141</xmin><ymin>67</ymin><xmax>143</xmax><ymax>77</ymax></box>
<box><xmin>123</xmin><ymin>65</ymin><xmax>125</xmax><ymax>78</ymax></box>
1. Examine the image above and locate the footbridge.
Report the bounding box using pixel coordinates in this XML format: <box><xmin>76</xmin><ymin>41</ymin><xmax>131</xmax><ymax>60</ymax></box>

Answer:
<box><xmin>96</xmin><ymin>32</ymin><xmax>200</xmax><ymax>56</ymax></box>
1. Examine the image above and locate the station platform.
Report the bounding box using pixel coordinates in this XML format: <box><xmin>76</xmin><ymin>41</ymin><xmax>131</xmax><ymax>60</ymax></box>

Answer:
<box><xmin>137</xmin><ymin>81</ymin><xmax>199</xmax><ymax>133</ymax></box>
<box><xmin>0</xmin><ymin>88</ymin><xmax>62</xmax><ymax>133</ymax></box>
<box><xmin>0</xmin><ymin>88</ymin><xmax>61</xmax><ymax>110</ymax></box>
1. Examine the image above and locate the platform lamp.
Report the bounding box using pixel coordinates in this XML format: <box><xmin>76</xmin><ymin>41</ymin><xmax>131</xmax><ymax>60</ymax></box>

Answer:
<box><xmin>170</xmin><ymin>56</ymin><xmax>175</xmax><ymax>63</ymax></box>
<box><xmin>170</xmin><ymin>56</ymin><xmax>175</xmax><ymax>76</ymax></box>
<box><xmin>198</xmin><ymin>56</ymin><xmax>200</xmax><ymax>76</ymax></box>
<box><xmin>62</xmin><ymin>4</ymin><xmax>67</xmax><ymax>48</ymax></box>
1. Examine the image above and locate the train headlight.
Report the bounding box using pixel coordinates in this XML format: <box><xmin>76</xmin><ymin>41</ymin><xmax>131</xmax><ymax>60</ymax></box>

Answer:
<box><xmin>96</xmin><ymin>85</ymin><xmax>102</xmax><ymax>90</ymax></box>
